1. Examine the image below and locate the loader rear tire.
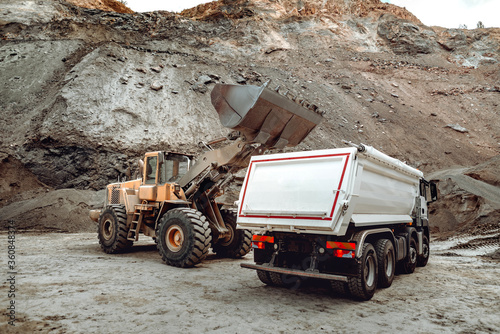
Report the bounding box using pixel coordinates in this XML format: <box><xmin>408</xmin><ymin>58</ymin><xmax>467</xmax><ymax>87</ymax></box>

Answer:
<box><xmin>156</xmin><ymin>208</ymin><xmax>211</xmax><ymax>268</ymax></box>
<box><xmin>347</xmin><ymin>243</ymin><xmax>378</xmax><ymax>301</ymax></box>
<box><xmin>98</xmin><ymin>205</ymin><xmax>132</xmax><ymax>254</ymax></box>
<box><xmin>417</xmin><ymin>235</ymin><xmax>430</xmax><ymax>267</ymax></box>
<box><xmin>212</xmin><ymin>209</ymin><xmax>252</xmax><ymax>258</ymax></box>
<box><xmin>375</xmin><ymin>239</ymin><xmax>395</xmax><ymax>288</ymax></box>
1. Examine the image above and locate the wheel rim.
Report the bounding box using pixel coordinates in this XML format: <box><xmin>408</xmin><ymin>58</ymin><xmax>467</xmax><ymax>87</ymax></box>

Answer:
<box><xmin>385</xmin><ymin>251</ymin><xmax>394</xmax><ymax>277</ymax></box>
<box><xmin>219</xmin><ymin>223</ymin><xmax>235</xmax><ymax>247</ymax></box>
<box><xmin>365</xmin><ymin>254</ymin><xmax>376</xmax><ymax>287</ymax></box>
<box><xmin>422</xmin><ymin>243</ymin><xmax>429</xmax><ymax>259</ymax></box>
<box><xmin>166</xmin><ymin>225</ymin><xmax>184</xmax><ymax>252</ymax></box>
<box><xmin>102</xmin><ymin>218</ymin><xmax>114</xmax><ymax>240</ymax></box>
<box><xmin>409</xmin><ymin>245</ymin><xmax>417</xmax><ymax>264</ymax></box>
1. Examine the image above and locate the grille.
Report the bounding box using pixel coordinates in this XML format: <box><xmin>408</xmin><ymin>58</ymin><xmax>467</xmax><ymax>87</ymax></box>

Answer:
<box><xmin>110</xmin><ymin>186</ymin><xmax>120</xmax><ymax>204</ymax></box>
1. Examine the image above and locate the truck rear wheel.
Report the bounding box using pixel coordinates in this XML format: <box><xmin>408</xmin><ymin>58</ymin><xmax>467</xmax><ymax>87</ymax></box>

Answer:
<box><xmin>347</xmin><ymin>243</ymin><xmax>378</xmax><ymax>301</ymax></box>
<box><xmin>156</xmin><ymin>208</ymin><xmax>211</xmax><ymax>268</ymax></box>
<box><xmin>98</xmin><ymin>205</ymin><xmax>132</xmax><ymax>254</ymax></box>
<box><xmin>375</xmin><ymin>239</ymin><xmax>395</xmax><ymax>288</ymax></box>
<box><xmin>257</xmin><ymin>270</ymin><xmax>274</xmax><ymax>285</ymax></box>
<box><xmin>417</xmin><ymin>235</ymin><xmax>430</xmax><ymax>267</ymax></box>
<box><xmin>212</xmin><ymin>209</ymin><xmax>252</xmax><ymax>258</ymax></box>
<box><xmin>269</xmin><ymin>272</ymin><xmax>301</xmax><ymax>289</ymax></box>
<box><xmin>400</xmin><ymin>237</ymin><xmax>418</xmax><ymax>274</ymax></box>
<box><xmin>269</xmin><ymin>272</ymin><xmax>285</xmax><ymax>286</ymax></box>
<box><xmin>330</xmin><ymin>280</ymin><xmax>349</xmax><ymax>296</ymax></box>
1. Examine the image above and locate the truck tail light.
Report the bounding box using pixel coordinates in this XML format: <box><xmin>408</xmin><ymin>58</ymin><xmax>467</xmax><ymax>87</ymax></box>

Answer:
<box><xmin>333</xmin><ymin>249</ymin><xmax>355</xmax><ymax>258</ymax></box>
<box><xmin>326</xmin><ymin>241</ymin><xmax>356</xmax><ymax>258</ymax></box>
<box><xmin>251</xmin><ymin>235</ymin><xmax>274</xmax><ymax>249</ymax></box>
<box><xmin>252</xmin><ymin>241</ymin><xmax>265</xmax><ymax>249</ymax></box>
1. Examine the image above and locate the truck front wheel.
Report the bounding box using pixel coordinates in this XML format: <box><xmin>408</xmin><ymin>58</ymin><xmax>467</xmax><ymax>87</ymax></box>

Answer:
<box><xmin>98</xmin><ymin>205</ymin><xmax>132</xmax><ymax>254</ymax></box>
<box><xmin>375</xmin><ymin>239</ymin><xmax>395</xmax><ymax>288</ymax></box>
<box><xmin>156</xmin><ymin>208</ymin><xmax>211</xmax><ymax>268</ymax></box>
<box><xmin>348</xmin><ymin>243</ymin><xmax>378</xmax><ymax>300</ymax></box>
<box><xmin>417</xmin><ymin>235</ymin><xmax>430</xmax><ymax>267</ymax></box>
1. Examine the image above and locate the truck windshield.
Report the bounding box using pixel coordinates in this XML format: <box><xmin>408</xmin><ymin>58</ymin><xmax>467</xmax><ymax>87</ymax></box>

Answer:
<box><xmin>160</xmin><ymin>153</ymin><xmax>190</xmax><ymax>184</ymax></box>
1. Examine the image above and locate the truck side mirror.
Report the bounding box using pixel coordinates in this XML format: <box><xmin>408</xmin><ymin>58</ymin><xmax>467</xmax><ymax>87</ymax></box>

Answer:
<box><xmin>430</xmin><ymin>182</ymin><xmax>438</xmax><ymax>202</ymax></box>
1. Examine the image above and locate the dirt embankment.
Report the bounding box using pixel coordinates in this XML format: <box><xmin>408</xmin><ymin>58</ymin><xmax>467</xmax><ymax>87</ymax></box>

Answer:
<box><xmin>66</xmin><ymin>0</ymin><xmax>133</xmax><ymax>14</ymax></box>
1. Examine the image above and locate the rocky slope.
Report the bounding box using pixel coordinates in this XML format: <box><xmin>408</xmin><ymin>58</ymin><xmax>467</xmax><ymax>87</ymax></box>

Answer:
<box><xmin>0</xmin><ymin>0</ymin><xmax>499</xmax><ymax>237</ymax></box>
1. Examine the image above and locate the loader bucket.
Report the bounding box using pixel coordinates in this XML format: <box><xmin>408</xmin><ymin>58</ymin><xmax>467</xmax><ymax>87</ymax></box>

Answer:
<box><xmin>211</xmin><ymin>83</ymin><xmax>323</xmax><ymax>148</ymax></box>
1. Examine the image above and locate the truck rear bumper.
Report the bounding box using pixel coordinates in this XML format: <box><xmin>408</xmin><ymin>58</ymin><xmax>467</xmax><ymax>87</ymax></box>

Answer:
<box><xmin>241</xmin><ymin>263</ymin><xmax>348</xmax><ymax>282</ymax></box>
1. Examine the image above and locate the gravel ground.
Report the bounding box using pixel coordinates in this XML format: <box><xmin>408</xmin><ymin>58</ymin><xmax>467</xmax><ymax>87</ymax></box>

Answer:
<box><xmin>1</xmin><ymin>232</ymin><xmax>499</xmax><ymax>333</ymax></box>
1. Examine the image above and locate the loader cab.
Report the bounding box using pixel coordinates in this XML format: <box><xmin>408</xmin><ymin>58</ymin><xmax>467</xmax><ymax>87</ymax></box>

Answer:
<box><xmin>140</xmin><ymin>152</ymin><xmax>192</xmax><ymax>202</ymax></box>
<box><xmin>143</xmin><ymin>152</ymin><xmax>192</xmax><ymax>185</ymax></box>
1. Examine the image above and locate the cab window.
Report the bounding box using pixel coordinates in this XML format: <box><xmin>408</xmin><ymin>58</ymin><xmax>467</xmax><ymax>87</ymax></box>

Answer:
<box><xmin>145</xmin><ymin>156</ymin><xmax>157</xmax><ymax>184</ymax></box>
<box><xmin>164</xmin><ymin>154</ymin><xmax>190</xmax><ymax>183</ymax></box>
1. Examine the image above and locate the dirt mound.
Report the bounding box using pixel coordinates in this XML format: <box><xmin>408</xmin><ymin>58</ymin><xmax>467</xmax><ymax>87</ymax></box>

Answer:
<box><xmin>428</xmin><ymin>155</ymin><xmax>500</xmax><ymax>238</ymax></box>
<box><xmin>181</xmin><ymin>0</ymin><xmax>422</xmax><ymax>23</ymax></box>
<box><xmin>465</xmin><ymin>155</ymin><xmax>500</xmax><ymax>187</ymax></box>
<box><xmin>0</xmin><ymin>189</ymin><xmax>104</xmax><ymax>232</ymax></box>
<box><xmin>0</xmin><ymin>154</ymin><xmax>51</xmax><ymax>207</ymax></box>
<box><xmin>65</xmin><ymin>0</ymin><xmax>134</xmax><ymax>14</ymax></box>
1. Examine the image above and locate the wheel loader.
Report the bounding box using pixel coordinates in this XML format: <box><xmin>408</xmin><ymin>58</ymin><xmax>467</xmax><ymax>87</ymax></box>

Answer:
<box><xmin>90</xmin><ymin>83</ymin><xmax>323</xmax><ymax>267</ymax></box>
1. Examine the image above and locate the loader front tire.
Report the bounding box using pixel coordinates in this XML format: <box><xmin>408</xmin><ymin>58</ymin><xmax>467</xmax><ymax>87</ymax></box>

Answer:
<box><xmin>212</xmin><ymin>209</ymin><xmax>252</xmax><ymax>258</ymax></box>
<box><xmin>98</xmin><ymin>205</ymin><xmax>132</xmax><ymax>254</ymax></box>
<box><xmin>156</xmin><ymin>208</ymin><xmax>211</xmax><ymax>268</ymax></box>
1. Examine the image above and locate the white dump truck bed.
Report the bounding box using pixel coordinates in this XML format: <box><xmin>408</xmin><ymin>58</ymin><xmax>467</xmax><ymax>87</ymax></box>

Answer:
<box><xmin>236</xmin><ymin>145</ymin><xmax>423</xmax><ymax>235</ymax></box>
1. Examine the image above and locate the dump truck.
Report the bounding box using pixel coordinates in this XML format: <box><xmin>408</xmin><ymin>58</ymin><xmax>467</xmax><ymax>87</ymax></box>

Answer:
<box><xmin>90</xmin><ymin>83</ymin><xmax>323</xmax><ymax>267</ymax></box>
<box><xmin>237</xmin><ymin>143</ymin><xmax>437</xmax><ymax>300</ymax></box>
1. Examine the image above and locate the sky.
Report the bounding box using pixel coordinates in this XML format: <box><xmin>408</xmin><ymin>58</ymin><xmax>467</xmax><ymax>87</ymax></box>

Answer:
<box><xmin>124</xmin><ymin>0</ymin><xmax>499</xmax><ymax>29</ymax></box>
